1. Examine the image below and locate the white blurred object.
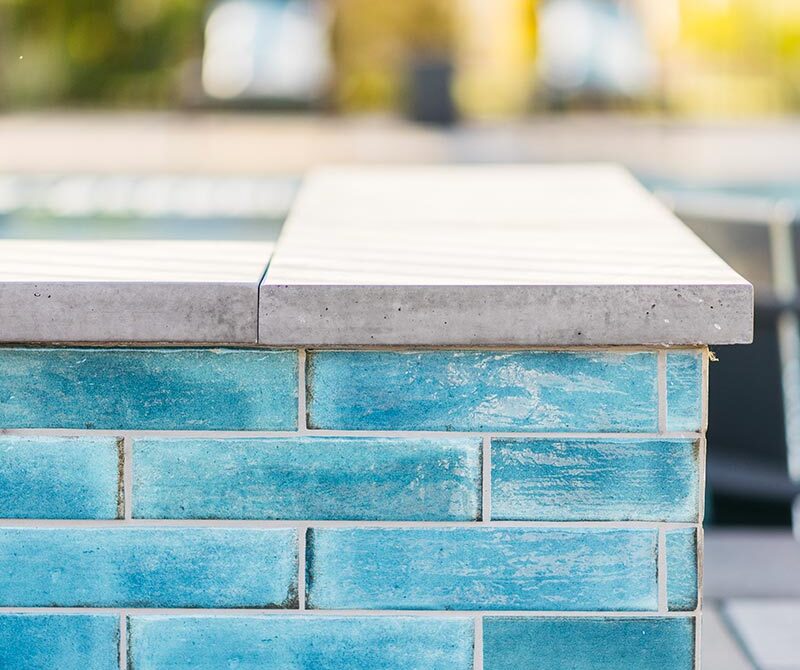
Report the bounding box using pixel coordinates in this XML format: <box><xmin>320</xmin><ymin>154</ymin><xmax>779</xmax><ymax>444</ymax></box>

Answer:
<box><xmin>537</xmin><ymin>0</ymin><xmax>656</xmax><ymax>98</ymax></box>
<box><xmin>202</xmin><ymin>0</ymin><xmax>331</xmax><ymax>102</ymax></box>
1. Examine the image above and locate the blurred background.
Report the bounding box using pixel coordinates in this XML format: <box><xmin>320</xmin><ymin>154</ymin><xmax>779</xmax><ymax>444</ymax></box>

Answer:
<box><xmin>1</xmin><ymin>2</ymin><xmax>800</xmax><ymax>665</ymax></box>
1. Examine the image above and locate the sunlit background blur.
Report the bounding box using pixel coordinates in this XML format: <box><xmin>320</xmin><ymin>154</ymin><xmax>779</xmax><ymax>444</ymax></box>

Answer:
<box><xmin>2</xmin><ymin>4</ymin><xmax>800</xmax><ymax>662</ymax></box>
<box><xmin>2</xmin><ymin>0</ymin><xmax>800</xmax><ymax>117</ymax></box>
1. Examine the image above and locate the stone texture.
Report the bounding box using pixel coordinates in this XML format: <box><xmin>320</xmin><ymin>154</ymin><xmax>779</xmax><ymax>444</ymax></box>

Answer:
<box><xmin>0</xmin><ymin>347</ymin><xmax>297</xmax><ymax>430</ymax></box>
<box><xmin>483</xmin><ymin>616</ymin><xmax>695</xmax><ymax>669</ymax></box>
<box><xmin>0</xmin><ymin>527</ymin><xmax>297</xmax><ymax>607</ymax></box>
<box><xmin>133</xmin><ymin>436</ymin><xmax>481</xmax><ymax>521</ymax></box>
<box><xmin>0</xmin><ymin>614</ymin><xmax>119</xmax><ymax>670</ymax></box>
<box><xmin>306</xmin><ymin>527</ymin><xmax>658</xmax><ymax>611</ymax></box>
<box><xmin>307</xmin><ymin>350</ymin><xmax>658</xmax><ymax>432</ymax></box>
<box><xmin>0</xmin><ymin>436</ymin><xmax>121</xmax><ymax>519</ymax></box>
<box><xmin>128</xmin><ymin>615</ymin><xmax>473</xmax><ymax>670</ymax></box>
<box><xmin>491</xmin><ymin>438</ymin><xmax>699</xmax><ymax>522</ymax></box>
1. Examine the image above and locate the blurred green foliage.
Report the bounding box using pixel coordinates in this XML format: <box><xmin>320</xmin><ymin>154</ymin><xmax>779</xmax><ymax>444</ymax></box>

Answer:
<box><xmin>0</xmin><ymin>0</ymin><xmax>205</xmax><ymax>108</ymax></box>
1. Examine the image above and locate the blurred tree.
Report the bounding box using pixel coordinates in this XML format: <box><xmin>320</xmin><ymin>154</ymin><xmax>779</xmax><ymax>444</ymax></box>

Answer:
<box><xmin>0</xmin><ymin>0</ymin><xmax>205</xmax><ymax>108</ymax></box>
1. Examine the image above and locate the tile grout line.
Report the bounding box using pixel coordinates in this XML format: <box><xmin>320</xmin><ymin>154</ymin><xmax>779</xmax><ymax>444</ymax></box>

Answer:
<box><xmin>697</xmin><ymin>347</ymin><xmax>709</xmax><ymax>670</ymax></box>
<box><xmin>473</xmin><ymin>615</ymin><xmax>483</xmax><ymax>670</ymax></box>
<box><xmin>123</xmin><ymin>436</ymin><xmax>133</xmax><ymax>521</ymax></box>
<box><xmin>657</xmin><ymin>526</ymin><xmax>668</xmax><ymax>614</ymax></box>
<box><xmin>0</xmin><ymin>519</ymin><xmax>698</xmax><ymax>529</ymax></box>
<box><xmin>481</xmin><ymin>437</ymin><xmax>491</xmax><ymax>523</ymax></box>
<box><xmin>297</xmin><ymin>349</ymin><xmax>307</xmax><ymax>434</ymax></box>
<box><xmin>0</xmin><ymin>428</ymin><xmax>703</xmax><ymax>439</ymax></box>
<box><xmin>298</xmin><ymin>525</ymin><xmax>307</xmax><ymax>610</ymax></box>
<box><xmin>658</xmin><ymin>350</ymin><xmax>668</xmax><ymax>433</ymax></box>
<box><xmin>118</xmin><ymin>610</ymin><xmax>127</xmax><ymax>670</ymax></box>
<box><xmin>0</xmin><ymin>607</ymin><xmax>699</xmax><ymax>617</ymax></box>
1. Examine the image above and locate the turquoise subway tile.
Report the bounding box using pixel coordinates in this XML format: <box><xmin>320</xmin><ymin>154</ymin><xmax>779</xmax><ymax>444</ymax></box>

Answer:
<box><xmin>666</xmin><ymin>350</ymin><xmax>703</xmax><ymax>432</ymax></box>
<box><xmin>307</xmin><ymin>350</ymin><xmax>658</xmax><ymax>432</ymax></box>
<box><xmin>128</xmin><ymin>615</ymin><xmax>473</xmax><ymax>670</ymax></box>
<box><xmin>667</xmin><ymin>528</ymin><xmax>699</xmax><ymax>611</ymax></box>
<box><xmin>0</xmin><ymin>527</ymin><xmax>296</xmax><ymax>608</ymax></box>
<box><xmin>483</xmin><ymin>616</ymin><xmax>695</xmax><ymax>670</ymax></box>
<box><xmin>133</xmin><ymin>436</ymin><xmax>480</xmax><ymax>521</ymax></box>
<box><xmin>491</xmin><ymin>438</ymin><xmax>699</xmax><ymax>522</ymax></box>
<box><xmin>0</xmin><ymin>436</ymin><xmax>121</xmax><ymax>519</ymax></box>
<box><xmin>0</xmin><ymin>347</ymin><xmax>297</xmax><ymax>430</ymax></box>
<box><xmin>0</xmin><ymin>614</ymin><xmax>119</xmax><ymax>670</ymax></box>
<box><xmin>307</xmin><ymin>527</ymin><xmax>658</xmax><ymax>611</ymax></box>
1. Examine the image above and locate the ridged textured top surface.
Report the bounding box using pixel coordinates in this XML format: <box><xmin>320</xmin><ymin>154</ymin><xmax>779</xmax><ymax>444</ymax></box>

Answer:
<box><xmin>0</xmin><ymin>165</ymin><xmax>752</xmax><ymax>344</ymax></box>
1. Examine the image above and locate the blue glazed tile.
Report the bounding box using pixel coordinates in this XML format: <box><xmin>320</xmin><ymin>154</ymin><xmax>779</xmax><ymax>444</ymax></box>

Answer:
<box><xmin>307</xmin><ymin>350</ymin><xmax>658</xmax><ymax>432</ymax></box>
<box><xmin>0</xmin><ymin>347</ymin><xmax>297</xmax><ymax>430</ymax></box>
<box><xmin>491</xmin><ymin>438</ymin><xmax>699</xmax><ymax>522</ymax></box>
<box><xmin>483</xmin><ymin>616</ymin><xmax>695</xmax><ymax>670</ymax></box>
<box><xmin>307</xmin><ymin>527</ymin><xmax>657</xmax><ymax>611</ymax></box>
<box><xmin>667</xmin><ymin>528</ymin><xmax>698</xmax><ymax>611</ymax></box>
<box><xmin>667</xmin><ymin>351</ymin><xmax>703</xmax><ymax>432</ymax></box>
<box><xmin>0</xmin><ymin>527</ymin><xmax>296</xmax><ymax>607</ymax></box>
<box><xmin>0</xmin><ymin>436</ymin><xmax>121</xmax><ymax>519</ymax></box>
<box><xmin>128</xmin><ymin>615</ymin><xmax>473</xmax><ymax>670</ymax></box>
<box><xmin>0</xmin><ymin>614</ymin><xmax>119</xmax><ymax>670</ymax></box>
<box><xmin>133</xmin><ymin>436</ymin><xmax>480</xmax><ymax>521</ymax></box>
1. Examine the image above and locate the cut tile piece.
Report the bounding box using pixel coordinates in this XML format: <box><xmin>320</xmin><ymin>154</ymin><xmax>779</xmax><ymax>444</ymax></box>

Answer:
<box><xmin>667</xmin><ymin>528</ymin><xmax>699</xmax><ymax>611</ymax></box>
<box><xmin>483</xmin><ymin>616</ymin><xmax>695</xmax><ymax>670</ymax></box>
<box><xmin>491</xmin><ymin>438</ymin><xmax>699</xmax><ymax>522</ymax></box>
<box><xmin>0</xmin><ymin>347</ymin><xmax>297</xmax><ymax>430</ymax></box>
<box><xmin>0</xmin><ymin>527</ymin><xmax>297</xmax><ymax>608</ymax></box>
<box><xmin>0</xmin><ymin>436</ymin><xmax>121</xmax><ymax>519</ymax></box>
<box><xmin>307</xmin><ymin>350</ymin><xmax>658</xmax><ymax>432</ymax></box>
<box><xmin>0</xmin><ymin>239</ymin><xmax>273</xmax><ymax>342</ymax></box>
<box><xmin>667</xmin><ymin>350</ymin><xmax>704</xmax><ymax>432</ymax></box>
<box><xmin>306</xmin><ymin>527</ymin><xmax>658</xmax><ymax>611</ymax></box>
<box><xmin>0</xmin><ymin>613</ymin><xmax>119</xmax><ymax>670</ymax></box>
<box><xmin>128</xmin><ymin>615</ymin><xmax>473</xmax><ymax>670</ymax></box>
<box><xmin>133</xmin><ymin>436</ymin><xmax>481</xmax><ymax>521</ymax></box>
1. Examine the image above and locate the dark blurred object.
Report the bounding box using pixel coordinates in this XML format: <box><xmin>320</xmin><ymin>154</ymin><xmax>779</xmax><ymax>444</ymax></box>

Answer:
<box><xmin>329</xmin><ymin>0</ymin><xmax>455</xmax><ymax>113</ymax></box>
<box><xmin>407</xmin><ymin>57</ymin><xmax>456</xmax><ymax>125</ymax></box>
<box><xmin>650</xmin><ymin>180</ymin><xmax>800</xmax><ymax>527</ymax></box>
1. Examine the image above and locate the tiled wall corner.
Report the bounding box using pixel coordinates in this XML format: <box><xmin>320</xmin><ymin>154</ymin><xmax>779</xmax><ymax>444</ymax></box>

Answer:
<box><xmin>0</xmin><ymin>345</ymin><xmax>704</xmax><ymax>669</ymax></box>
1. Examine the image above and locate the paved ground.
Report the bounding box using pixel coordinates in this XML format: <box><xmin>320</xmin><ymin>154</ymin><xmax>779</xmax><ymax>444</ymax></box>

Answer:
<box><xmin>704</xmin><ymin>531</ymin><xmax>800</xmax><ymax>669</ymax></box>
<box><xmin>3</xmin><ymin>112</ymin><xmax>800</xmax><ymax>183</ymax></box>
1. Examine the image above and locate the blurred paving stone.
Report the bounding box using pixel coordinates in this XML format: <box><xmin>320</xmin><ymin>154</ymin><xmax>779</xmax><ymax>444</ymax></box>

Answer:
<box><xmin>704</xmin><ymin>530</ymin><xmax>800</xmax><ymax>599</ymax></box>
<box><xmin>702</xmin><ymin>604</ymin><xmax>753</xmax><ymax>670</ymax></box>
<box><xmin>724</xmin><ymin>600</ymin><xmax>800</xmax><ymax>670</ymax></box>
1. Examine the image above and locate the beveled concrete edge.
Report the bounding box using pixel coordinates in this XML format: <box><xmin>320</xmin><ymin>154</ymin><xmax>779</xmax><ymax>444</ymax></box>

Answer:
<box><xmin>258</xmin><ymin>282</ymin><xmax>754</xmax><ymax>346</ymax></box>
<box><xmin>0</xmin><ymin>281</ymin><xmax>259</xmax><ymax>344</ymax></box>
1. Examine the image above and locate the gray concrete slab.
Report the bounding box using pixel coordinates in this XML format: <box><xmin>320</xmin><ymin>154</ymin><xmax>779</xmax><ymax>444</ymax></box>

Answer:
<box><xmin>260</xmin><ymin>165</ymin><xmax>752</xmax><ymax>346</ymax></box>
<box><xmin>0</xmin><ymin>240</ymin><xmax>273</xmax><ymax>343</ymax></box>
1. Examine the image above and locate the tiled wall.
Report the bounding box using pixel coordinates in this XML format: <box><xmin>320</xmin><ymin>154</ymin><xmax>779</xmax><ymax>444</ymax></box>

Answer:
<box><xmin>0</xmin><ymin>346</ymin><xmax>705</xmax><ymax>669</ymax></box>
